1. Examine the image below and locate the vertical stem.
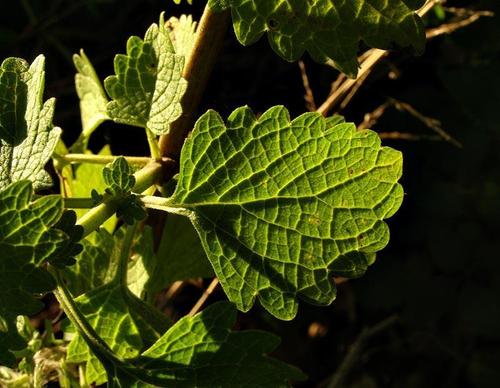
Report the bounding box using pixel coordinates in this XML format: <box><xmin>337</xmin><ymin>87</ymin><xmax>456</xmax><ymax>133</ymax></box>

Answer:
<box><xmin>158</xmin><ymin>6</ymin><xmax>231</xmax><ymax>158</ymax></box>
<box><xmin>146</xmin><ymin>128</ymin><xmax>161</xmax><ymax>160</ymax></box>
<box><xmin>115</xmin><ymin>224</ymin><xmax>138</xmax><ymax>286</ymax></box>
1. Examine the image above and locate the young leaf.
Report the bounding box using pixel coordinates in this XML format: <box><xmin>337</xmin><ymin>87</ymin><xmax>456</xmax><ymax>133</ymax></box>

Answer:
<box><xmin>73</xmin><ymin>50</ymin><xmax>109</xmax><ymax>139</ymax></box>
<box><xmin>103</xmin><ymin>156</ymin><xmax>135</xmax><ymax>196</ymax></box>
<box><xmin>208</xmin><ymin>0</ymin><xmax>426</xmax><ymax>77</ymax></box>
<box><xmin>0</xmin><ymin>181</ymin><xmax>67</xmax><ymax>364</ymax></box>
<box><xmin>105</xmin><ymin>13</ymin><xmax>187</xmax><ymax>135</ymax></box>
<box><xmin>0</xmin><ymin>55</ymin><xmax>61</xmax><ymax>191</ymax></box>
<box><xmin>167</xmin><ymin>106</ymin><xmax>403</xmax><ymax>320</ymax></box>
<box><xmin>102</xmin><ymin>157</ymin><xmax>147</xmax><ymax>224</ymax></box>
<box><xmin>166</xmin><ymin>15</ymin><xmax>197</xmax><ymax>58</ymax></box>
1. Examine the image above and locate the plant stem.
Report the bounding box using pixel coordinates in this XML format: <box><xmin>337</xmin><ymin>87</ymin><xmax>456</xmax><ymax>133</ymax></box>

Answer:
<box><xmin>49</xmin><ymin>267</ymin><xmax>121</xmax><ymax>363</ymax></box>
<box><xmin>63</xmin><ymin>197</ymin><xmax>95</xmax><ymax>209</ymax></box>
<box><xmin>146</xmin><ymin>128</ymin><xmax>161</xmax><ymax>160</ymax></box>
<box><xmin>140</xmin><ymin>195</ymin><xmax>191</xmax><ymax>217</ymax></box>
<box><xmin>115</xmin><ymin>224</ymin><xmax>137</xmax><ymax>286</ymax></box>
<box><xmin>77</xmin><ymin>161</ymin><xmax>164</xmax><ymax>237</ymax></box>
<box><xmin>158</xmin><ymin>6</ymin><xmax>231</xmax><ymax>158</ymax></box>
<box><xmin>57</xmin><ymin>153</ymin><xmax>165</xmax><ymax>167</ymax></box>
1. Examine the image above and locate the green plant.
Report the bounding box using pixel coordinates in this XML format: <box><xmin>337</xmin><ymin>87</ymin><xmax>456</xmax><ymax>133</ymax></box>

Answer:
<box><xmin>0</xmin><ymin>1</ymin><xmax>428</xmax><ymax>386</ymax></box>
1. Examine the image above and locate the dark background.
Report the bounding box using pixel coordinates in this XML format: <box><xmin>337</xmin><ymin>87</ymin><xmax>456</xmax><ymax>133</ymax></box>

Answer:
<box><xmin>1</xmin><ymin>1</ymin><xmax>499</xmax><ymax>387</ymax></box>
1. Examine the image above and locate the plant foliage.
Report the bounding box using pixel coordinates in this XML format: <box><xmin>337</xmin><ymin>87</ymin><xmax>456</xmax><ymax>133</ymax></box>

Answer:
<box><xmin>207</xmin><ymin>0</ymin><xmax>426</xmax><ymax>76</ymax></box>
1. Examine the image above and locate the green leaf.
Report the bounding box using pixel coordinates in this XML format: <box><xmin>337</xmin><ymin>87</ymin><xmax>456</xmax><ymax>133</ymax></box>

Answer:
<box><xmin>208</xmin><ymin>0</ymin><xmax>425</xmax><ymax>77</ymax></box>
<box><xmin>136</xmin><ymin>301</ymin><xmax>305</xmax><ymax>387</ymax></box>
<box><xmin>153</xmin><ymin>214</ymin><xmax>214</xmax><ymax>289</ymax></box>
<box><xmin>101</xmin><ymin>157</ymin><xmax>146</xmax><ymax>224</ymax></box>
<box><xmin>166</xmin><ymin>15</ymin><xmax>197</xmax><ymax>58</ymax></box>
<box><xmin>105</xmin><ymin>13</ymin><xmax>187</xmax><ymax>135</ymax></box>
<box><xmin>63</xmin><ymin>228</ymin><xmax>117</xmax><ymax>297</ymax></box>
<box><xmin>71</xmin><ymin>301</ymin><xmax>304</xmax><ymax>387</ymax></box>
<box><xmin>103</xmin><ymin>156</ymin><xmax>135</xmax><ymax>195</ymax></box>
<box><xmin>168</xmin><ymin>106</ymin><xmax>403</xmax><ymax>320</ymax></box>
<box><xmin>0</xmin><ymin>181</ymin><xmax>67</xmax><ymax>364</ymax></box>
<box><xmin>66</xmin><ymin>226</ymin><xmax>171</xmax><ymax>385</ymax></box>
<box><xmin>73</xmin><ymin>50</ymin><xmax>109</xmax><ymax>138</ymax></box>
<box><xmin>66</xmin><ymin>280</ymin><xmax>170</xmax><ymax>385</ymax></box>
<box><xmin>0</xmin><ymin>55</ymin><xmax>61</xmax><ymax>191</ymax></box>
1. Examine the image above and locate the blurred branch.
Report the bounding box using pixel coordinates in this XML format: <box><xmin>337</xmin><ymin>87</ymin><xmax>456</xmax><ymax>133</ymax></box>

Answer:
<box><xmin>325</xmin><ymin>315</ymin><xmax>399</xmax><ymax>388</ymax></box>
<box><xmin>358</xmin><ymin>98</ymin><xmax>462</xmax><ymax>147</ymax></box>
<box><xmin>188</xmin><ymin>278</ymin><xmax>219</xmax><ymax>317</ymax></box>
<box><xmin>298</xmin><ymin>60</ymin><xmax>317</xmax><ymax>111</ymax></box>
<box><xmin>426</xmin><ymin>9</ymin><xmax>494</xmax><ymax>39</ymax></box>
<box><xmin>316</xmin><ymin>1</ymin><xmax>494</xmax><ymax>117</ymax></box>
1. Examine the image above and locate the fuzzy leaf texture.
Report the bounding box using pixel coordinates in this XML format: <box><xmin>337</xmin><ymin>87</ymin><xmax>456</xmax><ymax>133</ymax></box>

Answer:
<box><xmin>102</xmin><ymin>157</ymin><xmax>147</xmax><ymax>224</ymax></box>
<box><xmin>73</xmin><ymin>50</ymin><xmax>109</xmax><ymax>138</ymax></box>
<box><xmin>208</xmin><ymin>0</ymin><xmax>426</xmax><ymax>77</ymax></box>
<box><xmin>72</xmin><ymin>301</ymin><xmax>304</xmax><ymax>386</ymax></box>
<box><xmin>0</xmin><ymin>181</ymin><xmax>68</xmax><ymax>365</ymax></box>
<box><xmin>65</xmin><ymin>226</ymin><xmax>171</xmax><ymax>385</ymax></box>
<box><xmin>0</xmin><ymin>55</ymin><xmax>61</xmax><ymax>191</ymax></box>
<box><xmin>105</xmin><ymin>13</ymin><xmax>187</xmax><ymax>135</ymax></box>
<box><xmin>166</xmin><ymin>15</ymin><xmax>198</xmax><ymax>58</ymax></box>
<box><xmin>167</xmin><ymin>106</ymin><xmax>403</xmax><ymax>320</ymax></box>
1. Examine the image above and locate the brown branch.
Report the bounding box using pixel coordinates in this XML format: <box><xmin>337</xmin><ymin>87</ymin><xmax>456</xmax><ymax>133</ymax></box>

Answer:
<box><xmin>426</xmin><ymin>10</ymin><xmax>494</xmax><ymax>39</ymax></box>
<box><xmin>316</xmin><ymin>0</ymin><xmax>442</xmax><ymax>116</ymax></box>
<box><xmin>159</xmin><ymin>7</ymin><xmax>231</xmax><ymax>158</ymax></box>
<box><xmin>390</xmin><ymin>98</ymin><xmax>462</xmax><ymax>147</ymax></box>
<box><xmin>188</xmin><ymin>278</ymin><xmax>219</xmax><ymax>317</ymax></box>
<box><xmin>298</xmin><ymin>60</ymin><xmax>317</xmax><ymax>111</ymax></box>
<box><xmin>326</xmin><ymin>315</ymin><xmax>399</xmax><ymax>388</ymax></box>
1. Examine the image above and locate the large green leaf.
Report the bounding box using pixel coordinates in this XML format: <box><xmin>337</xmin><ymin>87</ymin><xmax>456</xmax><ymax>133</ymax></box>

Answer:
<box><xmin>208</xmin><ymin>0</ymin><xmax>426</xmax><ymax>77</ymax></box>
<box><xmin>136</xmin><ymin>301</ymin><xmax>305</xmax><ymax>387</ymax></box>
<box><xmin>167</xmin><ymin>106</ymin><xmax>403</xmax><ymax>320</ymax></box>
<box><xmin>0</xmin><ymin>55</ymin><xmax>61</xmax><ymax>191</ymax></box>
<box><xmin>0</xmin><ymin>181</ymin><xmax>67</xmax><ymax>365</ymax></box>
<box><xmin>104</xmin><ymin>13</ymin><xmax>187</xmax><ymax>135</ymax></box>
<box><xmin>71</xmin><ymin>301</ymin><xmax>304</xmax><ymax>387</ymax></box>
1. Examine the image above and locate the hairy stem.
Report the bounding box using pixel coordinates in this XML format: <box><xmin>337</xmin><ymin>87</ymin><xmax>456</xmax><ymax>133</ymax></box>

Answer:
<box><xmin>158</xmin><ymin>6</ymin><xmax>231</xmax><ymax>158</ymax></box>
<box><xmin>50</xmin><ymin>267</ymin><xmax>121</xmax><ymax>364</ymax></box>
<box><xmin>57</xmin><ymin>153</ymin><xmax>169</xmax><ymax>167</ymax></box>
<box><xmin>77</xmin><ymin>161</ymin><xmax>164</xmax><ymax>236</ymax></box>
<box><xmin>115</xmin><ymin>224</ymin><xmax>138</xmax><ymax>286</ymax></box>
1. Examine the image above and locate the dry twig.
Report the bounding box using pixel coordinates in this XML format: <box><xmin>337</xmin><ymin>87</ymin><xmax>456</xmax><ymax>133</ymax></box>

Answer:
<box><xmin>188</xmin><ymin>278</ymin><xmax>220</xmax><ymax>317</ymax></box>
<box><xmin>298</xmin><ymin>60</ymin><xmax>317</xmax><ymax>111</ymax></box>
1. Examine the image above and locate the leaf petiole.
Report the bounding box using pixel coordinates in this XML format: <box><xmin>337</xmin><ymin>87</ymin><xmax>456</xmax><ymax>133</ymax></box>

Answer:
<box><xmin>56</xmin><ymin>153</ymin><xmax>165</xmax><ymax>167</ymax></box>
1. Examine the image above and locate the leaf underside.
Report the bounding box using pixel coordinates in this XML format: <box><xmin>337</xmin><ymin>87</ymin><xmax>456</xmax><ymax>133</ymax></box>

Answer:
<box><xmin>0</xmin><ymin>55</ymin><xmax>61</xmax><ymax>191</ymax></box>
<box><xmin>73</xmin><ymin>50</ymin><xmax>109</xmax><ymax>137</ymax></box>
<box><xmin>170</xmin><ymin>106</ymin><xmax>404</xmax><ymax>320</ymax></box>
<box><xmin>105</xmin><ymin>13</ymin><xmax>187</xmax><ymax>136</ymax></box>
<box><xmin>208</xmin><ymin>0</ymin><xmax>426</xmax><ymax>77</ymax></box>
